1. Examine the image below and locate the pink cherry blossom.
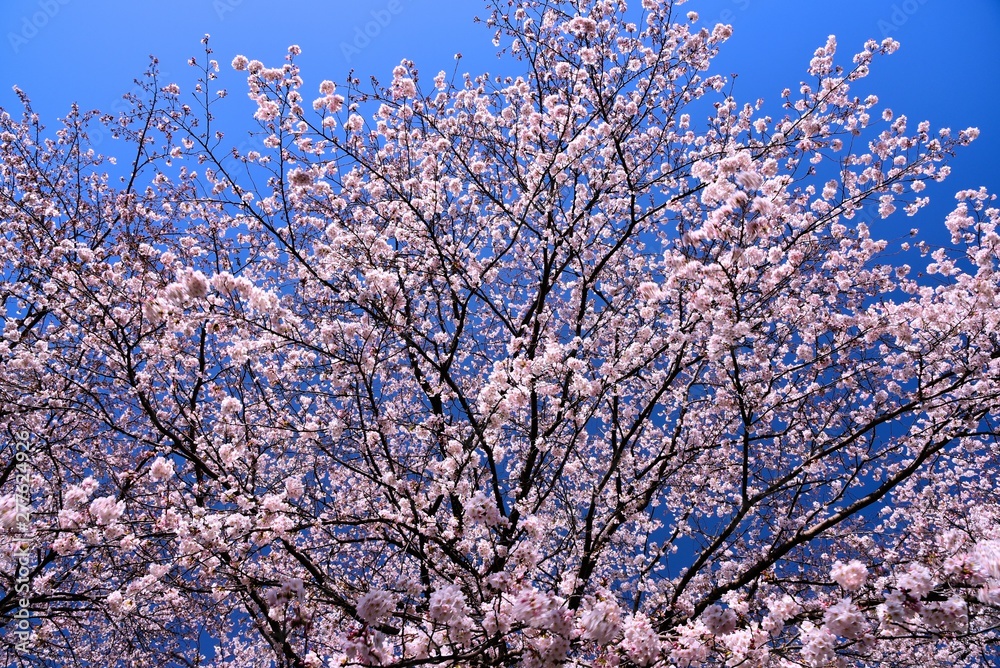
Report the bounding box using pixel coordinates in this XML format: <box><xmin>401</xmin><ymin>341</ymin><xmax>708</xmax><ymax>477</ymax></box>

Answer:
<box><xmin>356</xmin><ymin>589</ymin><xmax>396</xmax><ymax>625</ymax></box>
<box><xmin>88</xmin><ymin>496</ymin><xmax>124</xmax><ymax>525</ymax></box>
<box><xmin>148</xmin><ymin>457</ymin><xmax>174</xmax><ymax>481</ymax></box>
<box><xmin>830</xmin><ymin>559</ymin><xmax>868</xmax><ymax>591</ymax></box>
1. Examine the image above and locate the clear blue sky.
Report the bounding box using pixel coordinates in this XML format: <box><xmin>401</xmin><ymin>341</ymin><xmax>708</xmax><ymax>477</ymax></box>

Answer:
<box><xmin>2</xmin><ymin>0</ymin><xmax>998</xmax><ymax>245</ymax></box>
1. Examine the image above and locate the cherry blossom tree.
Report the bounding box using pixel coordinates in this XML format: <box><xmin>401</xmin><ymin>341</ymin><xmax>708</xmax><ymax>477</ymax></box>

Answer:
<box><xmin>2</xmin><ymin>1</ymin><xmax>999</xmax><ymax>666</ymax></box>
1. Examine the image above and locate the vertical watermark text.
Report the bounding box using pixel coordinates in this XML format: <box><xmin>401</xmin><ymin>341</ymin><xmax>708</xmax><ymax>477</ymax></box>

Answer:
<box><xmin>9</xmin><ymin>428</ymin><xmax>34</xmax><ymax>653</ymax></box>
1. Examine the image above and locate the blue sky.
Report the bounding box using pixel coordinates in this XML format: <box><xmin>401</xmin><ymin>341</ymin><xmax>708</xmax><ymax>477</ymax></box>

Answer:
<box><xmin>1</xmin><ymin>0</ymin><xmax>999</xmax><ymax>246</ymax></box>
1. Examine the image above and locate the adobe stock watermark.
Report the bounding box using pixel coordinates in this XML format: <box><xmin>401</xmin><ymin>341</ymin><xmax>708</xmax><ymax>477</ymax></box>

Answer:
<box><xmin>877</xmin><ymin>0</ymin><xmax>931</xmax><ymax>37</ymax></box>
<box><xmin>213</xmin><ymin>0</ymin><xmax>403</xmax><ymax>60</ymax></box>
<box><xmin>340</xmin><ymin>0</ymin><xmax>404</xmax><ymax>63</ymax></box>
<box><xmin>710</xmin><ymin>0</ymin><xmax>753</xmax><ymax>27</ymax></box>
<box><xmin>7</xmin><ymin>0</ymin><xmax>72</xmax><ymax>54</ymax></box>
<box><xmin>9</xmin><ymin>428</ymin><xmax>35</xmax><ymax>653</ymax></box>
<box><xmin>213</xmin><ymin>0</ymin><xmax>242</xmax><ymax>20</ymax></box>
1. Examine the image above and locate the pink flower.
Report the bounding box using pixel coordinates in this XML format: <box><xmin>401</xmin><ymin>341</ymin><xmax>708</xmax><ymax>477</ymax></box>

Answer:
<box><xmin>183</xmin><ymin>270</ymin><xmax>209</xmax><ymax>299</ymax></box>
<box><xmin>920</xmin><ymin>597</ymin><xmax>968</xmax><ymax>633</ymax></box>
<box><xmin>149</xmin><ymin>457</ymin><xmax>174</xmax><ymax>482</ymax></box>
<box><xmin>254</xmin><ymin>99</ymin><xmax>280</xmax><ymax>122</ymax></box>
<box><xmin>701</xmin><ymin>604</ymin><xmax>737</xmax><ymax>636</ymax></box>
<box><xmin>567</xmin><ymin>16</ymin><xmax>597</xmax><ymax>38</ymax></box>
<box><xmin>512</xmin><ymin>588</ymin><xmax>552</xmax><ymax>627</ymax></box>
<box><xmin>356</xmin><ymin>589</ymin><xmax>395</xmax><ymax>625</ymax></box>
<box><xmin>346</xmin><ymin>114</ymin><xmax>364</xmax><ymax>133</ymax></box>
<box><xmin>284</xmin><ymin>476</ymin><xmax>304</xmax><ymax>501</ymax></box>
<box><xmin>799</xmin><ymin>622</ymin><xmax>836</xmax><ymax>666</ymax></box>
<box><xmin>0</xmin><ymin>495</ymin><xmax>17</xmax><ymax>529</ymax></box>
<box><xmin>830</xmin><ymin>560</ymin><xmax>868</xmax><ymax>591</ymax></box>
<box><xmin>89</xmin><ymin>496</ymin><xmax>125</xmax><ymax>525</ymax></box>
<box><xmin>393</xmin><ymin>77</ymin><xmax>416</xmax><ymax>99</ymax></box>
<box><xmin>896</xmin><ymin>563</ymin><xmax>934</xmax><ymax>598</ymax></box>
<box><xmin>823</xmin><ymin>598</ymin><xmax>865</xmax><ymax>639</ymax></box>
<box><xmin>260</xmin><ymin>493</ymin><xmax>289</xmax><ymax>514</ymax></box>
<box><xmin>637</xmin><ymin>282</ymin><xmax>662</xmax><ymax>302</ymax></box>
<box><xmin>579</xmin><ymin>599</ymin><xmax>621</xmax><ymax>645</ymax></box>
<box><xmin>464</xmin><ymin>492</ymin><xmax>502</xmax><ymax>526</ymax></box>
<box><xmin>620</xmin><ymin>613</ymin><xmax>660</xmax><ymax>667</ymax></box>
<box><xmin>64</xmin><ymin>477</ymin><xmax>99</xmax><ymax>507</ymax></box>
<box><xmin>429</xmin><ymin>584</ymin><xmax>469</xmax><ymax>623</ymax></box>
<box><xmin>735</xmin><ymin>171</ymin><xmax>763</xmax><ymax>191</ymax></box>
<box><xmin>326</xmin><ymin>94</ymin><xmax>345</xmax><ymax>113</ymax></box>
<box><xmin>671</xmin><ymin>621</ymin><xmax>710</xmax><ymax>667</ymax></box>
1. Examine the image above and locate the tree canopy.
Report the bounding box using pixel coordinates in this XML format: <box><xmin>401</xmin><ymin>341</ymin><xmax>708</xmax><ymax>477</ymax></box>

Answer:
<box><xmin>1</xmin><ymin>1</ymin><xmax>999</xmax><ymax>666</ymax></box>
